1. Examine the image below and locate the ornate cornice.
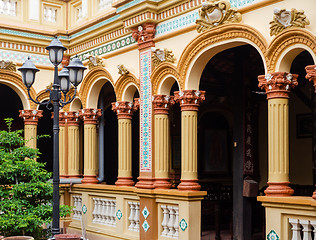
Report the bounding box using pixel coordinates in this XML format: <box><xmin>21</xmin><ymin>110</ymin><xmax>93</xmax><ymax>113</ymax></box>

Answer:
<box><xmin>114</xmin><ymin>73</ymin><xmax>139</xmax><ymax>101</ymax></box>
<box><xmin>152</xmin><ymin>95</ymin><xmax>175</xmax><ymax>115</ymax></box>
<box><xmin>177</xmin><ymin>24</ymin><xmax>268</xmax><ymax>89</ymax></box>
<box><xmin>65</xmin><ymin>111</ymin><xmax>80</xmax><ymax>126</ymax></box>
<box><xmin>79</xmin><ymin>67</ymin><xmax>114</xmax><ymax>108</ymax></box>
<box><xmin>111</xmin><ymin>101</ymin><xmax>138</xmax><ymax>119</ymax></box>
<box><xmin>305</xmin><ymin>65</ymin><xmax>316</xmax><ymax>93</ymax></box>
<box><xmin>174</xmin><ymin>90</ymin><xmax>205</xmax><ymax>111</ymax></box>
<box><xmin>258</xmin><ymin>72</ymin><xmax>298</xmax><ymax>99</ymax></box>
<box><xmin>19</xmin><ymin>109</ymin><xmax>43</xmax><ymax>125</ymax></box>
<box><xmin>131</xmin><ymin>22</ymin><xmax>156</xmax><ymax>50</ymax></box>
<box><xmin>79</xmin><ymin>108</ymin><xmax>102</xmax><ymax>124</ymax></box>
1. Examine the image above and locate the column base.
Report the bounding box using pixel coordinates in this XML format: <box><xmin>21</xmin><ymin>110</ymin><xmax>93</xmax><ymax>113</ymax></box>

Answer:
<box><xmin>154</xmin><ymin>178</ymin><xmax>172</xmax><ymax>189</ymax></box>
<box><xmin>135</xmin><ymin>176</ymin><xmax>155</xmax><ymax>189</ymax></box>
<box><xmin>81</xmin><ymin>175</ymin><xmax>99</xmax><ymax>184</ymax></box>
<box><xmin>312</xmin><ymin>190</ymin><xmax>316</xmax><ymax>200</ymax></box>
<box><xmin>115</xmin><ymin>177</ymin><xmax>135</xmax><ymax>186</ymax></box>
<box><xmin>67</xmin><ymin>175</ymin><xmax>81</xmax><ymax>178</ymax></box>
<box><xmin>178</xmin><ymin>179</ymin><xmax>201</xmax><ymax>191</ymax></box>
<box><xmin>264</xmin><ymin>182</ymin><xmax>294</xmax><ymax>196</ymax></box>
<box><xmin>60</xmin><ymin>175</ymin><xmax>68</xmax><ymax>178</ymax></box>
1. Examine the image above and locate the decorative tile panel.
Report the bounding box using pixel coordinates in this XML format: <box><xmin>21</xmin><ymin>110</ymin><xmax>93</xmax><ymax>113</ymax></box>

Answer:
<box><xmin>140</xmin><ymin>49</ymin><xmax>152</xmax><ymax>172</ymax></box>
<box><xmin>179</xmin><ymin>219</ymin><xmax>188</xmax><ymax>231</ymax></box>
<box><xmin>0</xmin><ymin>49</ymin><xmax>51</xmax><ymax>66</ymax></box>
<box><xmin>267</xmin><ymin>230</ymin><xmax>279</xmax><ymax>240</ymax></box>
<box><xmin>116</xmin><ymin>209</ymin><xmax>122</xmax><ymax>220</ymax></box>
<box><xmin>142</xmin><ymin>220</ymin><xmax>150</xmax><ymax>232</ymax></box>
<box><xmin>142</xmin><ymin>206</ymin><xmax>149</xmax><ymax>219</ymax></box>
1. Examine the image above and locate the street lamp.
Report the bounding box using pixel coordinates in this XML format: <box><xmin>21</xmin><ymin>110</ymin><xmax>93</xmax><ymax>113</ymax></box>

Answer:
<box><xmin>18</xmin><ymin>36</ymin><xmax>86</xmax><ymax>236</ymax></box>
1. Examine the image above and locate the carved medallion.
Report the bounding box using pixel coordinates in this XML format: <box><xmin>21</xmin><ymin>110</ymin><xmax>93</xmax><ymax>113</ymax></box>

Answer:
<box><xmin>151</xmin><ymin>48</ymin><xmax>176</xmax><ymax>67</ymax></box>
<box><xmin>270</xmin><ymin>8</ymin><xmax>310</xmax><ymax>36</ymax></box>
<box><xmin>117</xmin><ymin>64</ymin><xmax>129</xmax><ymax>76</ymax></box>
<box><xmin>196</xmin><ymin>0</ymin><xmax>241</xmax><ymax>33</ymax></box>
<box><xmin>87</xmin><ymin>55</ymin><xmax>105</xmax><ymax>69</ymax></box>
<box><xmin>0</xmin><ymin>60</ymin><xmax>16</xmax><ymax>72</ymax></box>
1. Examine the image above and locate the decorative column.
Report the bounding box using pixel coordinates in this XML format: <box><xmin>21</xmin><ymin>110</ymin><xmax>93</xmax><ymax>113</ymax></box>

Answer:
<box><xmin>152</xmin><ymin>95</ymin><xmax>175</xmax><ymax>189</ymax></box>
<box><xmin>79</xmin><ymin>108</ymin><xmax>102</xmax><ymax>184</ymax></box>
<box><xmin>112</xmin><ymin>101</ymin><xmax>139</xmax><ymax>186</ymax></box>
<box><xmin>174</xmin><ymin>90</ymin><xmax>205</xmax><ymax>191</ymax></box>
<box><xmin>58</xmin><ymin>112</ymin><xmax>67</xmax><ymax>178</ymax></box>
<box><xmin>19</xmin><ymin>109</ymin><xmax>43</xmax><ymax>149</ymax></box>
<box><xmin>258</xmin><ymin>72</ymin><xmax>298</xmax><ymax>196</ymax></box>
<box><xmin>305</xmin><ymin>65</ymin><xmax>316</xmax><ymax>199</ymax></box>
<box><xmin>65</xmin><ymin>111</ymin><xmax>80</xmax><ymax>178</ymax></box>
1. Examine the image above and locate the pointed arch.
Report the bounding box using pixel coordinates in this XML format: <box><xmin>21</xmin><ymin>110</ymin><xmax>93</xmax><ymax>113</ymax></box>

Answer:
<box><xmin>177</xmin><ymin>23</ymin><xmax>268</xmax><ymax>90</ymax></box>
<box><xmin>151</xmin><ymin>62</ymin><xmax>180</xmax><ymax>95</ymax></box>
<box><xmin>267</xmin><ymin>28</ymin><xmax>316</xmax><ymax>72</ymax></box>
<box><xmin>114</xmin><ymin>73</ymin><xmax>139</xmax><ymax>101</ymax></box>
<box><xmin>79</xmin><ymin>67</ymin><xmax>114</xmax><ymax>108</ymax></box>
<box><xmin>0</xmin><ymin>70</ymin><xmax>36</xmax><ymax>109</ymax></box>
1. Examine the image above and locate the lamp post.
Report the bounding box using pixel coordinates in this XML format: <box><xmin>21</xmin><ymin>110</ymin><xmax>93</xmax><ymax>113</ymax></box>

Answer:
<box><xmin>18</xmin><ymin>36</ymin><xmax>86</xmax><ymax>236</ymax></box>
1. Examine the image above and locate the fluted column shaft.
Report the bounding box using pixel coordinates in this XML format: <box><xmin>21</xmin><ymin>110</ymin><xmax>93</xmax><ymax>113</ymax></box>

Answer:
<box><xmin>258</xmin><ymin>72</ymin><xmax>298</xmax><ymax>196</ymax></box>
<box><xmin>174</xmin><ymin>90</ymin><xmax>205</xmax><ymax>191</ymax></box>
<box><xmin>153</xmin><ymin>95</ymin><xmax>174</xmax><ymax>189</ymax></box>
<box><xmin>59</xmin><ymin>113</ymin><xmax>67</xmax><ymax>178</ymax></box>
<box><xmin>66</xmin><ymin>111</ymin><xmax>80</xmax><ymax>178</ymax></box>
<box><xmin>79</xmin><ymin>108</ymin><xmax>102</xmax><ymax>184</ymax></box>
<box><xmin>19</xmin><ymin>109</ymin><xmax>43</xmax><ymax>149</ymax></box>
<box><xmin>112</xmin><ymin>101</ymin><xmax>139</xmax><ymax>186</ymax></box>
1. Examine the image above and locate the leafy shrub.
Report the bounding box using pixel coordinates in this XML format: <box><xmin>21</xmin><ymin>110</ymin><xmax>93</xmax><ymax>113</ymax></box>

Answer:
<box><xmin>0</xmin><ymin>119</ymin><xmax>72</xmax><ymax>239</ymax></box>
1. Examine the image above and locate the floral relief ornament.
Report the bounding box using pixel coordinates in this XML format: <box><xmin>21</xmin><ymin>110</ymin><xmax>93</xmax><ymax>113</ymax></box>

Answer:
<box><xmin>0</xmin><ymin>60</ymin><xmax>16</xmax><ymax>71</ymax></box>
<box><xmin>87</xmin><ymin>55</ymin><xmax>105</xmax><ymax>70</ymax></box>
<box><xmin>151</xmin><ymin>47</ymin><xmax>176</xmax><ymax>67</ymax></box>
<box><xmin>196</xmin><ymin>0</ymin><xmax>241</xmax><ymax>33</ymax></box>
<box><xmin>270</xmin><ymin>8</ymin><xmax>310</xmax><ymax>36</ymax></box>
<box><xmin>117</xmin><ymin>64</ymin><xmax>129</xmax><ymax>76</ymax></box>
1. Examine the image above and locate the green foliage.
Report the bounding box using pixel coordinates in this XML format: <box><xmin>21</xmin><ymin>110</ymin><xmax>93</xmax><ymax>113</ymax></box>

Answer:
<box><xmin>0</xmin><ymin>118</ymin><xmax>72</xmax><ymax>238</ymax></box>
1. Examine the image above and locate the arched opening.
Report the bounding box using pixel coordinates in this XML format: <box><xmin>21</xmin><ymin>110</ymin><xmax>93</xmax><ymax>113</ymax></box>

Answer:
<box><xmin>197</xmin><ymin>44</ymin><xmax>265</xmax><ymax>239</ymax></box>
<box><xmin>288</xmin><ymin>50</ymin><xmax>315</xmax><ymax>194</ymax></box>
<box><xmin>132</xmin><ymin>90</ymin><xmax>140</xmax><ymax>183</ymax></box>
<box><xmin>37</xmin><ymin>102</ymin><xmax>53</xmax><ymax>172</ymax></box>
<box><xmin>98</xmin><ymin>81</ymin><xmax>117</xmax><ymax>184</ymax></box>
<box><xmin>0</xmin><ymin>83</ymin><xmax>23</xmax><ymax>130</ymax></box>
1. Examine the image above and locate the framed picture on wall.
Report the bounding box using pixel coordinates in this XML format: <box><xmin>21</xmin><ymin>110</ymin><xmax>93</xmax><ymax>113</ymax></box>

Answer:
<box><xmin>296</xmin><ymin>114</ymin><xmax>312</xmax><ymax>138</ymax></box>
<box><xmin>204</xmin><ymin>129</ymin><xmax>228</xmax><ymax>173</ymax></box>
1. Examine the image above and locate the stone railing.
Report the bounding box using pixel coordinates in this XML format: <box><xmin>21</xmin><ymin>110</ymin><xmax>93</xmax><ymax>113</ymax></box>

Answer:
<box><xmin>128</xmin><ymin>201</ymin><xmax>140</xmax><ymax>232</ymax></box>
<box><xmin>0</xmin><ymin>0</ymin><xmax>16</xmax><ymax>16</ymax></box>
<box><xmin>72</xmin><ymin>195</ymin><xmax>82</xmax><ymax>220</ymax></box>
<box><xmin>161</xmin><ymin>205</ymin><xmax>179</xmax><ymax>239</ymax></box>
<box><xmin>258</xmin><ymin>196</ymin><xmax>316</xmax><ymax>240</ymax></box>
<box><xmin>92</xmin><ymin>197</ymin><xmax>116</xmax><ymax>226</ymax></box>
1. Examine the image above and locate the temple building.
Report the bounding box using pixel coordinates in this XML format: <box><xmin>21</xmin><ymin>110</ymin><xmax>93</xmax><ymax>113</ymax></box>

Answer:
<box><xmin>1</xmin><ymin>0</ymin><xmax>316</xmax><ymax>239</ymax></box>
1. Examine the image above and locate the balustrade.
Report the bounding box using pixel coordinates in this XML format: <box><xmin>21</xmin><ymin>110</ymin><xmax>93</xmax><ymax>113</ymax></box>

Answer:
<box><xmin>99</xmin><ymin>0</ymin><xmax>113</xmax><ymax>9</ymax></box>
<box><xmin>289</xmin><ymin>218</ymin><xmax>316</xmax><ymax>240</ymax></box>
<box><xmin>128</xmin><ymin>201</ymin><xmax>140</xmax><ymax>232</ymax></box>
<box><xmin>161</xmin><ymin>205</ymin><xmax>179</xmax><ymax>239</ymax></box>
<box><xmin>92</xmin><ymin>197</ymin><xmax>116</xmax><ymax>227</ymax></box>
<box><xmin>72</xmin><ymin>195</ymin><xmax>82</xmax><ymax>220</ymax></box>
<box><xmin>0</xmin><ymin>0</ymin><xmax>16</xmax><ymax>16</ymax></box>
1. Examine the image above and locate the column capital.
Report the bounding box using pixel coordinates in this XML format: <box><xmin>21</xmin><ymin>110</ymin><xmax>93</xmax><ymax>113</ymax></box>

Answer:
<box><xmin>112</xmin><ymin>101</ymin><xmax>138</xmax><ymax>119</ymax></box>
<box><xmin>174</xmin><ymin>90</ymin><xmax>205</xmax><ymax>111</ymax></box>
<box><xmin>132</xmin><ymin>22</ymin><xmax>156</xmax><ymax>50</ymax></box>
<box><xmin>19</xmin><ymin>109</ymin><xmax>43</xmax><ymax>125</ymax></box>
<box><xmin>258</xmin><ymin>72</ymin><xmax>298</xmax><ymax>99</ymax></box>
<box><xmin>65</xmin><ymin>111</ymin><xmax>80</xmax><ymax>126</ymax></box>
<box><xmin>51</xmin><ymin>112</ymin><xmax>67</xmax><ymax>126</ymax></box>
<box><xmin>305</xmin><ymin>65</ymin><xmax>316</xmax><ymax>92</ymax></box>
<box><xmin>152</xmin><ymin>95</ymin><xmax>175</xmax><ymax>115</ymax></box>
<box><xmin>79</xmin><ymin>108</ymin><xmax>102</xmax><ymax>124</ymax></box>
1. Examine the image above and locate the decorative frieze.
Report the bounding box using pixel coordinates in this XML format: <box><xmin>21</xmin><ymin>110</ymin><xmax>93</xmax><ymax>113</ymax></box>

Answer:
<box><xmin>19</xmin><ymin>109</ymin><xmax>43</xmax><ymax>125</ymax></box>
<box><xmin>112</xmin><ymin>101</ymin><xmax>138</xmax><ymax>119</ymax></box>
<box><xmin>258</xmin><ymin>72</ymin><xmax>298</xmax><ymax>99</ymax></box>
<box><xmin>270</xmin><ymin>8</ymin><xmax>310</xmax><ymax>36</ymax></box>
<box><xmin>79</xmin><ymin>108</ymin><xmax>102</xmax><ymax>124</ymax></box>
<box><xmin>152</xmin><ymin>95</ymin><xmax>175</xmax><ymax>115</ymax></box>
<box><xmin>0</xmin><ymin>60</ymin><xmax>16</xmax><ymax>71</ymax></box>
<box><xmin>196</xmin><ymin>0</ymin><xmax>241</xmax><ymax>33</ymax></box>
<box><xmin>151</xmin><ymin>48</ymin><xmax>176</xmax><ymax>68</ymax></box>
<box><xmin>174</xmin><ymin>90</ymin><xmax>206</xmax><ymax>111</ymax></box>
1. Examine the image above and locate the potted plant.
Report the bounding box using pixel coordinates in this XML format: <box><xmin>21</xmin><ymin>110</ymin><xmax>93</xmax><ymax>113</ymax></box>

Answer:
<box><xmin>0</xmin><ymin>119</ymin><xmax>72</xmax><ymax>239</ymax></box>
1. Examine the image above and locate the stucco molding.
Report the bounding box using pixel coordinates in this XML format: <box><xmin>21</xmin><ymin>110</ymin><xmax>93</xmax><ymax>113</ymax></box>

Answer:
<box><xmin>151</xmin><ymin>62</ymin><xmax>180</xmax><ymax>94</ymax></box>
<box><xmin>79</xmin><ymin>67</ymin><xmax>114</xmax><ymax>108</ymax></box>
<box><xmin>177</xmin><ymin>23</ymin><xmax>268</xmax><ymax>89</ymax></box>
<box><xmin>114</xmin><ymin>73</ymin><xmax>139</xmax><ymax>101</ymax></box>
<box><xmin>267</xmin><ymin>28</ymin><xmax>316</xmax><ymax>72</ymax></box>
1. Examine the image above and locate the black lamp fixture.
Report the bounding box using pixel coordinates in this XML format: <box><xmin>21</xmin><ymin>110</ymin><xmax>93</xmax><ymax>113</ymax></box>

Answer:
<box><xmin>18</xmin><ymin>36</ymin><xmax>86</xmax><ymax>237</ymax></box>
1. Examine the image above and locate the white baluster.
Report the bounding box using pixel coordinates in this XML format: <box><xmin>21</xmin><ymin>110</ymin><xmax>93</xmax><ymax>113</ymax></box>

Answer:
<box><xmin>112</xmin><ymin>200</ymin><xmax>116</xmax><ymax>226</ymax></box>
<box><xmin>109</xmin><ymin>200</ymin><xmax>114</xmax><ymax>226</ymax></box>
<box><xmin>310</xmin><ymin>220</ymin><xmax>316</xmax><ymax>237</ymax></box>
<box><xmin>161</xmin><ymin>205</ymin><xmax>169</xmax><ymax>236</ymax></box>
<box><xmin>289</xmin><ymin>218</ymin><xmax>302</xmax><ymax>240</ymax></box>
<box><xmin>92</xmin><ymin>197</ymin><xmax>97</xmax><ymax>222</ymax></box>
<box><xmin>9</xmin><ymin>0</ymin><xmax>15</xmax><ymax>15</ymax></box>
<box><xmin>73</xmin><ymin>196</ymin><xmax>78</xmax><ymax>219</ymax></box>
<box><xmin>134</xmin><ymin>202</ymin><xmax>140</xmax><ymax>232</ymax></box>
<box><xmin>300</xmin><ymin>220</ymin><xmax>312</xmax><ymax>240</ymax></box>
<box><xmin>105</xmin><ymin>199</ymin><xmax>111</xmax><ymax>225</ymax></box>
<box><xmin>98</xmin><ymin>199</ymin><xmax>103</xmax><ymax>223</ymax></box>
<box><xmin>78</xmin><ymin>197</ymin><xmax>82</xmax><ymax>219</ymax></box>
<box><xmin>173</xmin><ymin>206</ymin><xmax>179</xmax><ymax>239</ymax></box>
<box><xmin>167</xmin><ymin>206</ymin><xmax>175</xmax><ymax>238</ymax></box>
<box><xmin>128</xmin><ymin>202</ymin><xmax>135</xmax><ymax>231</ymax></box>
<box><xmin>101</xmin><ymin>199</ymin><xmax>106</xmax><ymax>224</ymax></box>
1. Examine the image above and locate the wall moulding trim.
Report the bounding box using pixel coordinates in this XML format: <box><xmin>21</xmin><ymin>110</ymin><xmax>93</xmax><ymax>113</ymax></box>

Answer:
<box><xmin>79</xmin><ymin>67</ymin><xmax>114</xmax><ymax>108</ymax></box>
<box><xmin>114</xmin><ymin>73</ymin><xmax>140</xmax><ymax>101</ymax></box>
<box><xmin>267</xmin><ymin>28</ymin><xmax>316</xmax><ymax>72</ymax></box>
<box><xmin>177</xmin><ymin>23</ymin><xmax>268</xmax><ymax>89</ymax></box>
